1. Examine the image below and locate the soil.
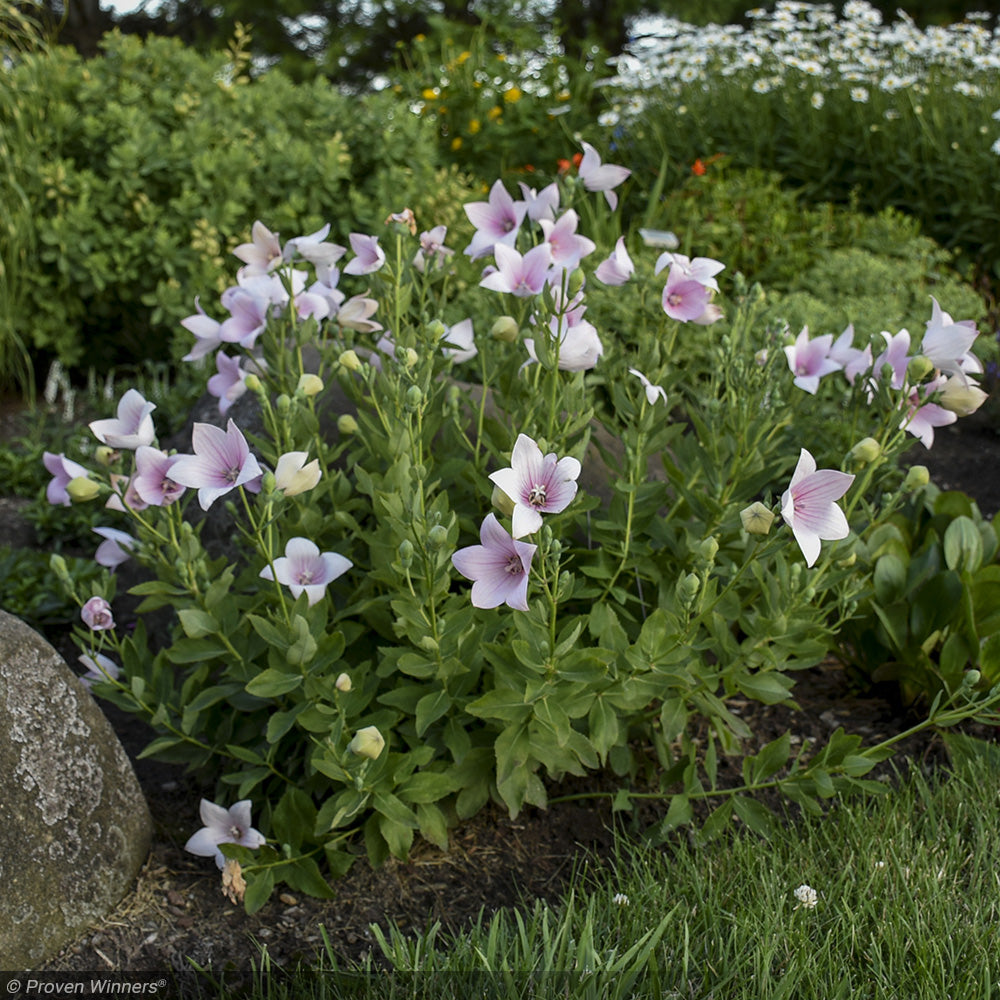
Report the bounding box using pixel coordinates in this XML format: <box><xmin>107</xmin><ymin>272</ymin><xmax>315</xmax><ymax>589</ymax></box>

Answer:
<box><xmin>6</xmin><ymin>402</ymin><xmax>1000</xmax><ymax>979</ymax></box>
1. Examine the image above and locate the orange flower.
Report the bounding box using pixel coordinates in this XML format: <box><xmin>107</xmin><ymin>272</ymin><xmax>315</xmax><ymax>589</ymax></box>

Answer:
<box><xmin>691</xmin><ymin>158</ymin><xmax>707</xmax><ymax>176</ymax></box>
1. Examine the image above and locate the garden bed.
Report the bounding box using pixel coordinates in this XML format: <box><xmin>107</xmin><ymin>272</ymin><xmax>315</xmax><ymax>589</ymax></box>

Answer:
<box><xmin>35</xmin><ymin>410</ymin><xmax>1000</xmax><ymax>975</ymax></box>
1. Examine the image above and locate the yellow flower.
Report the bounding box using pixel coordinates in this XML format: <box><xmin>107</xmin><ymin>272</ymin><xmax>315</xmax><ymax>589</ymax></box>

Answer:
<box><xmin>557</xmin><ymin>90</ymin><xmax>571</xmax><ymax>102</ymax></box>
<box><xmin>503</xmin><ymin>86</ymin><xmax>522</xmax><ymax>103</ymax></box>
<box><xmin>487</xmin><ymin>105</ymin><xmax>503</xmax><ymax>122</ymax></box>
<box><xmin>451</xmin><ymin>136</ymin><xmax>463</xmax><ymax>151</ymax></box>
<box><xmin>468</xmin><ymin>118</ymin><xmax>481</xmax><ymax>135</ymax></box>
<box><xmin>422</xmin><ymin>87</ymin><xmax>438</xmax><ymax>101</ymax></box>
<box><xmin>457</xmin><ymin>50</ymin><xmax>471</xmax><ymax>64</ymax></box>
<box><xmin>414</xmin><ymin>33</ymin><xmax>426</xmax><ymax>42</ymax></box>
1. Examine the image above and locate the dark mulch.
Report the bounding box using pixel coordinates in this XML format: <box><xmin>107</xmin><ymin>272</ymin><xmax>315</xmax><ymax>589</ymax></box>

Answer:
<box><xmin>17</xmin><ymin>406</ymin><xmax>1000</xmax><ymax>975</ymax></box>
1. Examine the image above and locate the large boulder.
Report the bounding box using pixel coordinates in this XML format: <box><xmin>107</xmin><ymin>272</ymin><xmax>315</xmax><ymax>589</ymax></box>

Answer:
<box><xmin>0</xmin><ymin>611</ymin><xmax>152</xmax><ymax>969</ymax></box>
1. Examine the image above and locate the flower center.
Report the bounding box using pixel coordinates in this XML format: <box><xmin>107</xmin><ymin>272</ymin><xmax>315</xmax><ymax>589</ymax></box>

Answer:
<box><xmin>504</xmin><ymin>555</ymin><xmax>523</xmax><ymax>575</ymax></box>
<box><xmin>527</xmin><ymin>483</ymin><xmax>547</xmax><ymax>508</ymax></box>
<box><xmin>228</xmin><ymin>824</ymin><xmax>243</xmax><ymax>841</ymax></box>
<box><xmin>224</xmin><ymin>465</ymin><xmax>241</xmax><ymax>485</ymax></box>
<box><xmin>296</xmin><ymin>569</ymin><xmax>315</xmax><ymax>585</ymax></box>
<box><xmin>667</xmin><ymin>292</ymin><xmax>684</xmax><ymax>307</ymax></box>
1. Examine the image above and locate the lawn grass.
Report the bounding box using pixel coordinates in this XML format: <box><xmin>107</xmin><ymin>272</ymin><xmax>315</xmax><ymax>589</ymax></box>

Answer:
<box><xmin>240</xmin><ymin>745</ymin><xmax>1000</xmax><ymax>999</ymax></box>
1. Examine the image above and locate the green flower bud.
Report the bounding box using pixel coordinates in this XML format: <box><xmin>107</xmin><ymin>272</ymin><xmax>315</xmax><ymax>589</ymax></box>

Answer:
<box><xmin>66</xmin><ymin>476</ymin><xmax>100</xmax><ymax>502</ymax></box>
<box><xmin>348</xmin><ymin>725</ymin><xmax>385</xmax><ymax>760</ymax></box>
<box><xmin>491</xmin><ymin>485</ymin><xmax>515</xmax><ymax>517</ymax></box>
<box><xmin>401</xmin><ymin>348</ymin><xmax>419</xmax><ymax>368</ymax></box>
<box><xmin>490</xmin><ymin>316</ymin><xmax>519</xmax><ymax>343</ymax></box>
<box><xmin>677</xmin><ymin>572</ymin><xmax>700</xmax><ymax>604</ymax></box>
<box><xmin>94</xmin><ymin>446</ymin><xmax>117</xmax><ymax>466</ymax></box>
<box><xmin>338</xmin><ymin>349</ymin><xmax>362</xmax><ymax>372</ymax></box>
<box><xmin>405</xmin><ymin>385</ymin><xmax>423</xmax><ymax>410</ymax></box>
<box><xmin>838</xmin><ymin>552</ymin><xmax>857</xmax><ymax>568</ymax></box>
<box><xmin>740</xmin><ymin>502</ymin><xmax>775</xmax><ymax>535</ymax></box>
<box><xmin>335</xmin><ymin>672</ymin><xmax>352</xmax><ymax>693</ymax></box>
<box><xmin>567</xmin><ymin>267</ymin><xmax>586</xmax><ymax>298</ymax></box>
<box><xmin>337</xmin><ymin>414</ymin><xmax>358</xmax><ymax>436</ymax></box>
<box><xmin>964</xmin><ymin>669</ymin><xmax>982</xmax><ymax>687</ymax></box>
<box><xmin>427</xmin><ymin>524</ymin><xmax>448</xmax><ymax>549</ymax></box>
<box><xmin>754</xmin><ymin>349</ymin><xmax>769</xmax><ymax>366</ymax></box>
<box><xmin>849</xmin><ymin>437</ymin><xmax>881</xmax><ymax>464</ymax></box>
<box><xmin>904</xmin><ymin>465</ymin><xmax>930</xmax><ymax>490</ymax></box>
<box><xmin>426</xmin><ymin>320</ymin><xmax>447</xmax><ymax>341</ymax></box>
<box><xmin>261</xmin><ymin>470</ymin><xmax>277</xmax><ymax>494</ymax></box>
<box><xmin>907</xmin><ymin>355</ymin><xmax>935</xmax><ymax>383</ymax></box>
<box><xmin>244</xmin><ymin>372</ymin><xmax>263</xmax><ymax>393</ymax></box>
<box><xmin>398</xmin><ymin>539</ymin><xmax>415</xmax><ymax>568</ymax></box>
<box><xmin>50</xmin><ymin>554</ymin><xmax>70</xmax><ymax>582</ymax></box>
<box><xmin>297</xmin><ymin>373</ymin><xmax>324</xmax><ymax>397</ymax></box>
<box><xmin>276</xmin><ymin>393</ymin><xmax>291</xmax><ymax>414</ymax></box>
<box><xmin>695</xmin><ymin>537</ymin><xmax>719</xmax><ymax>563</ymax></box>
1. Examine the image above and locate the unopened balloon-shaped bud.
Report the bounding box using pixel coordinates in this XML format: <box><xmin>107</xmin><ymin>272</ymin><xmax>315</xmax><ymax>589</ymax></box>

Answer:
<box><xmin>491</xmin><ymin>316</ymin><xmax>519</xmax><ymax>343</ymax></box>
<box><xmin>261</xmin><ymin>470</ymin><xmax>277</xmax><ymax>493</ymax></box>
<box><xmin>335</xmin><ymin>672</ymin><xmax>352</xmax><ymax>693</ymax></box>
<box><xmin>338</xmin><ymin>349</ymin><xmax>362</xmax><ymax>372</ymax></box>
<box><xmin>427</xmin><ymin>524</ymin><xmax>448</xmax><ymax>549</ymax></box>
<box><xmin>426</xmin><ymin>320</ymin><xmax>447</xmax><ymax>341</ymax></box>
<box><xmin>398</xmin><ymin>539</ymin><xmax>414</xmax><ymax>568</ymax></box>
<box><xmin>904</xmin><ymin>465</ymin><xmax>930</xmax><ymax>490</ymax></box>
<box><xmin>50</xmin><ymin>554</ymin><xmax>70</xmax><ymax>582</ymax></box>
<box><xmin>567</xmin><ymin>267</ymin><xmax>585</xmax><ymax>298</ymax></box>
<box><xmin>297</xmin><ymin>373</ymin><xmax>324</xmax><ymax>397</ymax></box>
<box><xmin>276</xmin><ymin>393</ymin><xmax>291</xmax><ymax>414</ymax></box>
<box><xmin>67</xmin><ymin>476</ymin><xmax>100</xmax><ymax>502</ymax></box>
<box><xmin>94</xmin><ymin>446</ymin><xmax>117</xmax><ymax>466</ymax></box>
<box><xmin>695</xmin><ymin>536</ymin><xmax>719</xmax><ymax>563</ymax></box>
<box><xmin>347</xmin><ymin>725</ymin><xmax>385</xmax><ymax>760</ymax></box>
<box><xmin>677</xmin><ymin>572</ymin><xmax>701</xmax><ymax>605</ymax></box>
<box><xmin>491</xmin><ymin>484</ymin><xmax>515</xmax><ymax>517</ymax></box>
<box><xmin>849</xmin><ymin>437</ymin><xmax>881</xmax><ymax>464</ymax></box>
<box><xmin>337</xmin><ymin>414</ymin><xmax>358</xmax><ymax>436</ymax></box>
<box><xmin>964</xmin><ymin>668</ymin><xmax>982</xmax><ymax>687</ymax></box>
<box><xmin>938</xmin><ymin>376</ymin><xmax>988</xmax><ymax>417</ymax></box>
<box><xmin>274</xmin><ymin>452</ymin><xmax>321</xmax><ymax>496</ymax></box>
<box><xmin>907</xmin><ymin>355</ymin><xmax>935</xmax><ymax>383</ymax></box>
<box><xmin>404</xmin><ymin>385</ymin><xmax>423</xmax><ymax>410</ymax></box>
<box><xmin>244</xmin><ymin>372</ymin><xmax>263</xmax><ymax>393</ymax></box>
<box><xmin>740</xmin><ymin>502</ymin><xmax>775</xmax><ymax>535</ymax></box>
<box><xmin>754</xmin><ymin>349</ymin><xmax>768</xmax><ymax>366</ymax></box>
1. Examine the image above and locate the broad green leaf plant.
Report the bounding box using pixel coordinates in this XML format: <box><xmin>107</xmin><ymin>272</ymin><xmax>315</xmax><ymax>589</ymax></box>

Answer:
<box><xmin>51</xmin><ymin>145</ymin><xmax>1000</xmax><ymax>911</ymax></box>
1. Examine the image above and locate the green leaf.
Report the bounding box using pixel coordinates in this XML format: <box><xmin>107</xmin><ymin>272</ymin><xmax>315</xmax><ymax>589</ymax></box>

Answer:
<box><xmin>873</xmin><ymin>554</ymin><xmax>907</xmax><ymax>604</ymax></box>
<box><xmin>178</xmin><ymin>607</ymin><xmax>219</xmax><ymax>639</ymax></box>
<box><xmin>749</xmin><ymin>732</ymin><xmax>791</xmax><ymax>784</ymax></box>
<box><xmin>533</xmin><ymin>698</ymin><xmax>571</xmax><ymax>745</ymax></box>
<box><xmin>281</xmin><ymin>857</ymin><xmax>335</xmax><ymax>899</ymax></box>
<box><xmin>736</xmin><ymin>671</ymin><xmax>794</xmax><ymax>705</ymax></box>
<box><xmin>659</xmin><ymin>698</ymin><xmax>688</xmax><ymax>742</ymax></box>
<box><xmin>944</xmin><ymin>516</ymin><xmax>983</xmax><ymax>573</ymax></box>
<box><xmin>271</xmin><ymin>787</ymin><xmax>317</xmax><ymax>848</ymax></box>
<box><xmin>245</xmin><ymin>668</ymin><xmax>303</xmax><ymax>698</ymax></box>
<box><xmin>466</xmin><ymin>687</ymin><xmax>531</xmax><ymax>723</ymax></box>
<box><xmin>587</xmin><ymin>698</ymin><xmax>619</xmax><ymax>762</ymax></box>
<box><xmin>732</xmin><ymin>795</ymin><xmax>777</xmax><ymax>838</ymax></box>
<box><xmin>416</xmin><ymin>802</ymin><xmax>450</xmax><ymax>851</ymax></box>
<box><xmin>398</xmin><ymin>769</ymin><xmax>459</xmax><ymax>804</ymax></box>
<box><xmin>247</xmin><ymin>614</ymin><xmax>289</xmax><ymax>651</ymax></box>
<box><xmin>243</xmin><ymin>868</ymin><xmax>275</xmax><ymax>915</ymax></box>
<box><xmin>660</xmin><ymin>794</ymin><xmax>693</xmax><ymax>832</ymax></box>
<box><xmin>415</xmin><ymin>688</ymin><xmax>452</xmax><ymax>737</ymax></box>
<box><xmin>165</xmin><ymin>638</ymin><xmax>228</xmax><ymax>664</ymax></box>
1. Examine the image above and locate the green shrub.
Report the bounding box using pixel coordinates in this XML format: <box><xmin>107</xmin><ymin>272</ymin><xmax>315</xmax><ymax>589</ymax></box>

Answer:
<box><xmin>651</xmin><ymin>168</ymin><xmax>987</xmax><ymax>344</ymax></box>
<box><xmin>2</xmin><ymin>29</ymin><xmax>461</xmax><ymax>373</ymax></box>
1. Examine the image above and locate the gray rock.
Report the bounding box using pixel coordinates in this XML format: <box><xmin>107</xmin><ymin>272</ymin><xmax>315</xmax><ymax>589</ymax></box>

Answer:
<box><xmin>0</xmin><ymin>611</ymin><xmax>152</xmax><ymax>969</ymax></box>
